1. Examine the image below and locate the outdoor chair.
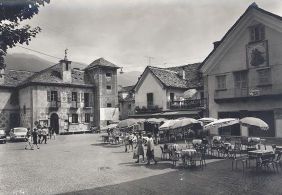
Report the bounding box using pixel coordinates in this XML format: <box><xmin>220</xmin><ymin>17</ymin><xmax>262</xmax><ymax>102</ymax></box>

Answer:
<box><xmin>190</xmin><ymin>152</ymin><xmax>204</xmax><ymax>169</ymax></box>
<box><xmin>229</xmin><ymin>142</ymin><xmax>242</xmax><ymax>159</ymax></box>
<box><xmin>160</xmin><ymin>146</ymin><xmax>170</xmax><ymax>160</ymax></box>
<box><xmin>257</xmin><ymin>154</ymin><xmax>276</xmax><ymax>172</ymax></box>
<box><xmin>231</xmin><ymin>155</ymin><xmax>248</xmax><ymax>172</ymax></box>
<box><xmin>272</xmin><ymin>151</ymin><xmax>282</xmax><ymax>172</ymax></box>
<box><xmin>170</xmin><ymin>149</ymin><xmax>180</xmax><ymax>167</ymax></box>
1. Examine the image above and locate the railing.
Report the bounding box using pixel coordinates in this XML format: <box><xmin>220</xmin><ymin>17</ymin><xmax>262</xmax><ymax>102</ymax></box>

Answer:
<box><xmin>167</xmin><ymin>99</ymin><xmax>206</xmax><ymax>110</ymax></box>
<box><xmin>70</xmin><ymin>101</ymin><xmax>78</xmax><ymax>109</ymax></box>
<box><xmin>49</xmin><ymin>101</ymin><xmax>61</xmax><ymax>108</ymax></box>
<box><xmin>135</xmin><ymin>105</ymin><xmax>163</xmax><ymax>114</ymax></box>
<box><xmin>214</xmin><ymin>84</ymin><xmax>282</xmax><ymax>100</ymax></box>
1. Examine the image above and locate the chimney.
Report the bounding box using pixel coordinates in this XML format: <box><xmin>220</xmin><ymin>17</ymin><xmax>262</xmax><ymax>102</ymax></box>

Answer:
<box><xmin>60</xmin><ymin>49</ymin><xmax>72</xmax><ymax>83</ymax></box>
<box><xmin>0</xmin><ymin>68</ymin><xmax>5</xmax><ymax>84</ymax></box>
<box><xmin>213</xmin><ymin>41</ymin><xmax>221</xmax><ymax>49</ymax></box>
<box><xmin>182</xmin><ymin>68</ymin><xmax>186</xmax><ymax>80</ymax></box>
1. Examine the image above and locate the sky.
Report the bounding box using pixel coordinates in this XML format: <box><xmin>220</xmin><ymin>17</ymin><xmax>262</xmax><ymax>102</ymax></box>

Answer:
<box><xmin>9</xmin><ymin>0</ymin><xmax>282</xmax><ymax>72</ymax></box>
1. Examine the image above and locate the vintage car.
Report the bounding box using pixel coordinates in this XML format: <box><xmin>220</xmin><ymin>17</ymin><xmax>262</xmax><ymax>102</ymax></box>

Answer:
<box><xmin>10</xmin><ymin>127</ymin><xmax>28</xmax><ymax>142</ymax></box>
<box><xmin>0</xmin><ymin>129</ymin><xmax>6</xmax><ymax>144</ymax></box>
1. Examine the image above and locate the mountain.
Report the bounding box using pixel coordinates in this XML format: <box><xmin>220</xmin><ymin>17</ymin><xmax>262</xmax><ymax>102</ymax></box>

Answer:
<box><xmin>117</xmin><ymin>71</ymin><xmax>141</xmax><ymax>87</ymax></box>
<box><xmin>4</xmin><ymin>53</ymin><xmax>141</xmax><ymax>86</ymax></box>
<box><xmin>4</xmin><ymin>53</ymin><xmax>87</xmax><ymax>72</ymax></box>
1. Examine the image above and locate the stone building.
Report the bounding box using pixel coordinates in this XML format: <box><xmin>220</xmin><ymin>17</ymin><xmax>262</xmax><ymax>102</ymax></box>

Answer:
<box><xmin>200</xmin><ymin>3</ymin><xmax>282</xmax><ymax>137</ymax></box>
<box><xmin>118</xmin><ymin>85</ymin><xmax>135</xmax><ymax>120</ymax></box>
<box><xmin>0</xmin><ymin>56</ymin><xmax>119</xmax><ymax>134</ymax></box>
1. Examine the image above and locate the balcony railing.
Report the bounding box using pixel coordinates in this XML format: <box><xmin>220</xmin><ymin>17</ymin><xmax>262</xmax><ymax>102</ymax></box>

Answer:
<box><xmin>70</xmin><ymin>101</ymin><xmax>78</xmax><ymax>109</ymax></box>
<box><xmin>49</xmin><ymin>101</ymin><xmax>61</xmax><ymax>108</ymax></box>
<box><xmin>214</xmin><ymin>84</ymin><xmax>282</xmax><ymax>101</ymax></box>
<box><xmin>167</xmin><ymin>99</ymin><xmax>206</xmax><ymax>110</ymax></box>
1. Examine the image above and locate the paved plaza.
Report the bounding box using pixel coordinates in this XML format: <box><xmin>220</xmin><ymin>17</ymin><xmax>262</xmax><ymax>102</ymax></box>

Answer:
<box><xmin>0</xmin><ymin>134</ymin><xmax>282</xmax><ymax>195</ymax></box>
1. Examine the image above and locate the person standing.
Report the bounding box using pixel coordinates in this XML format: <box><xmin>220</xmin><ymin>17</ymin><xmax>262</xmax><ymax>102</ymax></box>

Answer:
<box><xmin>41</xmin><ymin>127</ymin><xmax>47</xmax><ymax>144</ymax></box>
<box><xmin>25</xmin><ymin>128</ymin><xmax>33</xmax><ymax>150</ymax></box>
<box><xmin>135</xmin><ymin>133</ymin><xmax>145</xmax><ymax>163</ymax></box>
<box><xmin>124</xmin><ymin>133</ymin><xmax>129</xmax><ymax>153</ymax></box>
<box><xmin>32</xmin><ymin>128</ymin><xmax>40</xmax><ymax>149</ymax></box>
<box><xmin>48</xmin><ymin>127</ymin><xmax>52</xmax><ymax>139</ymax></box>
<box><xmin>146</xmin><ymin>133</ymin><xmax>157</xmax><ymax>165</ymax></box>
<box><xmin>128</xmin><ymin>132</ymin><xmax>134</xmax><ymax>152</ymax></box>
<box><xmin>52</xmin><ymin>128</ymin><xmax>56</xmax><ymax>140</ymax></box>
<box><xmin>37</xmin><ymin>127</ymin><xmax>42</xmax><ymax>144</ymax></box>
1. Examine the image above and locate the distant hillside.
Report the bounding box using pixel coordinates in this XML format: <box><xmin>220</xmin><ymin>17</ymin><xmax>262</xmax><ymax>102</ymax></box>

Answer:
<box><xmin>4</xmin><ymin>53</ymin><xmax>87</xmax><ymax>72</ymax></box>
<box><xmin>117</xmin><ymin>71</ymin><xmax>141</xmax><ymax>87</ymax></box>
<box><xmin>4</xmin><ymin>53</ymin><xmax>141</xmax><ymax>86</ymax></box>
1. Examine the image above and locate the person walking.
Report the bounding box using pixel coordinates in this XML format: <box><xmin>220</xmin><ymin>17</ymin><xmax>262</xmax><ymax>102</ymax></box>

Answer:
<box><xmin>128</xmin><ymin>132</ymin><xmax>134</xmax><ymax>152</ymax></box>
<box><xmin>37</xmin><ymin>127</ymin><xmax>42</xmax><ymax>144</ymax></box>
<box><xmin>41</xmin><ymin>127</ymin><xmax>48</xmax><ymax>144</ymax></box>
<box><xmin>25</xmin><ymin>128</ymin><xmax>33</xmax><ymax>150</ymax></box>
<box><xmin>32</xmin><ymin>128</ymin><xmax>40</xmax><ymax>149</ymax></box>
<box><xmin>52</xmin><ymin>128</ymin><xmax>56</xmax><ymax>140</ymax></box>
<box><xmin>124</xmin><ymin>133</ymin><xmax>129</xmax><ymax>153</ymax></box>
<box><xmin>135</xmin><ymin>133</ymin><xmax>145</xmax><ymax>163</ymax></box>
<box><xmin>146</xmin><ymin>133</ymin><xmax>157</xmax><ymax>165</ymax></box>
<box><xmin>48</xmin><ymin>127</ymin><xmax>52</xmax><ymax>139</ymax></box>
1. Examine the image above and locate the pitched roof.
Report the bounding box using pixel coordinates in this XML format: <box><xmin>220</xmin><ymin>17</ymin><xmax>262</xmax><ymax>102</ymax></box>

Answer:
<box><xmin>21</xmin><ymin>63</ymin><xmax>93</xmax><ymax>86</ymax></box>
<box><xmin>200</xmin><ymin>3</ymin><xmax>282</xmax><ymax>70</ymax></box>
<box><xmin>85</xmin><ymin>58</ymin><xmax>119</xmax><ymax>70</ymax></box>
<box><xmin>0</xmin><ymin>69</ymin><xmax>34</xmax><ymax>88</ymax></box>
<box><xmin>118</xmin><ymin>85</ymin><xmax>135</xmax><ymax>93</ymax></box>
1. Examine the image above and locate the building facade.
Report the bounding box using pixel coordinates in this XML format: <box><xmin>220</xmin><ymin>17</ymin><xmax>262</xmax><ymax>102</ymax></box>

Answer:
<box><xmin>133</xmin><ymin>64</ymin><xmax>205</xmax><ymax>119</ymax></box>
<box><xmin>0</xmin><ymin>57</ymin><xmax>119</xmax><ymax>134</ymax></box>
<box><xmin>118</xmin><ymin>85</ymin><xmax>135</xmax><ymax>120</ymax></box>
<box><xmin>200</xmin><ymin>3</ymin><xmax>282</xmax><ymax>137</ymax></box>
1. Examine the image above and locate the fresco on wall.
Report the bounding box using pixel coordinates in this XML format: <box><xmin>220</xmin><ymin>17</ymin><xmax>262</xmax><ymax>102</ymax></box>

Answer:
<box><xmin>247</xmin><ymin>41</ymin><xmax>268</xmax><ymax>67</ymax></box>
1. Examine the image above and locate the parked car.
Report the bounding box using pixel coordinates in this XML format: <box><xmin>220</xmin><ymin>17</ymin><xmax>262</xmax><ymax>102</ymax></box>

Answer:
<box><xmin>0</xmin><ymin>129</ymin><xmax>6</xmax><ymax>144</ymax></box>
<box><xmin>10</xmin><ymin>127</ymin><xmax>28</xmax><ymax>142</ymax></box>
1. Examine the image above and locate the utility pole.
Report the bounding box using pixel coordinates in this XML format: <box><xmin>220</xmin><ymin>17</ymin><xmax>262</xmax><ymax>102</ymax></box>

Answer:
<box><xmin>145</xmin><ymin>56</ymin><xmax>154</xmax><ymax>66</ymax></box>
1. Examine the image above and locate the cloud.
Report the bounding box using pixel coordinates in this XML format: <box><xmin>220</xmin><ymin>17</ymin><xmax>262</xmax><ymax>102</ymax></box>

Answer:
<box><xmin>9</xmin><ymin>0</ymin><xmax>282</xmax><ymax>71</ymax></box>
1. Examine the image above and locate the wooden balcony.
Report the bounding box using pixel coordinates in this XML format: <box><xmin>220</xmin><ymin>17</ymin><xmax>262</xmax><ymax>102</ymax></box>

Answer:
<box><xmin>167</xmin><ymin>99</ymin><xmax>206</xmax><ymax>110</ymax></box>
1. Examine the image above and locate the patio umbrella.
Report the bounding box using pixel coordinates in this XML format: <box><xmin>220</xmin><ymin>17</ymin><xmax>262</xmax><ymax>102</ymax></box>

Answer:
<box><xmin>101</xmin><ymin>123</ymin><xmax>117</xmax><ymax>131</ymax></box>
<box><xmin>118</xmin><ymin>118</ymin><xmax>138</xmax><ymax>128</ymax></box>
<box><xmin>172</xmin><ymin>118</ymin><xmax>202</xmax><ymax>129</ymax></box>
<box><xmin>159</xmin><ymin>120</ymin><xmax>178</xmax><ymax>131</ymax></box>
<box><xmin>204</xmin><ymin>118</ymin><xmax>239</xmax><ymax>130</ymax></box>
<box><xmin>198</xmin><ymin>117</ymin><xmax>217</xmax><ymax>123</ymax></box>
<box><xmin>146</xmin><ymin>118</ymin><xmax>166</xmax><ymax>124</ymax></box>
<box><xmin>240</xmin><ymin>117</ymin><xmax>269</xmax><ymax>130</ymax></box>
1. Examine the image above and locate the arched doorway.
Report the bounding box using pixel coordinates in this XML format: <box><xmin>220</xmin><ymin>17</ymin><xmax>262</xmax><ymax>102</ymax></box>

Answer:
<box><xmin>50</xmin><ymin>113</ymin><xmax>59</xmax><ymax>134</ymax></box>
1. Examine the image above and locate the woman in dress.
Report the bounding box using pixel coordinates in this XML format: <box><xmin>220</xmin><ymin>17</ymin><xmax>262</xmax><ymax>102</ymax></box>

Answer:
<box><xmin>135</xmin><ymin>133</ymin><xmax>145</xmax><ymax>163</ymax></box>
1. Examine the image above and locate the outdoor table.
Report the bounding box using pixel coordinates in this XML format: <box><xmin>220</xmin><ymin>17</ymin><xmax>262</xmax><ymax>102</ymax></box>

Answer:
<box><xmin>247</xmin><ymin>150</ymin><xmax>274</xmax><ymax>168</ymax></box>
<box><xmin>275</xmin><ymin>146</ymin><xmax>282</xmax><ymax>152</ymax></box>
<box><xmin>192</xmin><ymin>139</ymin><xmax>202</xmax><ymax>145</ymax></box>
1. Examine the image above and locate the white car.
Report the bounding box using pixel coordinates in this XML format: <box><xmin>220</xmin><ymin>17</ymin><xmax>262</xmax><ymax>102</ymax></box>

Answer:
<box><xmin>10</xmin><ymin>127</ymin><xmax>28</xmax><ymax>142</ymax></box>
<box><xmin>0</xmin><ymin>129</ymin><xmax>6</xmax><ymax>144</ymax></box>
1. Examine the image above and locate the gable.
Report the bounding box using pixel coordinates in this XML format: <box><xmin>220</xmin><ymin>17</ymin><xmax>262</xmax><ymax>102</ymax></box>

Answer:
<box><xmin>201</xmin><ymin>4</ymin><xmax>282</xmax><ymax>75</ymax></box>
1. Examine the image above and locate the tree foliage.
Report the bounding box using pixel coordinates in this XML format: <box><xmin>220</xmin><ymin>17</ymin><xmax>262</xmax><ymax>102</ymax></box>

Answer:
<box><xmin>0</xmin><ymin>0</ymin><xmax>50</xmax><ymax>69</ymax></box>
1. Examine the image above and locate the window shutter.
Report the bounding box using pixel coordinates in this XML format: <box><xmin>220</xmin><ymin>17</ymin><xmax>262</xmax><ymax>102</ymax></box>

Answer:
<box><xmin>47</xmin><ymin>91</ymin><xmax>51</xmax><ymax>102</ymax></box>
<box><xmin>67</xmin><ymin>92</ymin><xmax>72</xmax><ymax>103</ymax></box>
<box><xmin>81</xmin><ymin>114</ymin><xmax>85</xmax><ymax>123</ymax></box>
<box><xmin>77</xmin><ymin>92</ymin><xmax>80</xmax><ymax>103</ymax></box>
<box><xmin>90</xmin><ymin>93</ymin><xmax>94</xmax><ymax>106</ymax></box>
<box><xmin>68</xmin><ymin>115</ymin><xmax>72</xmax><ymax>123</ymax></box>
<box><xmin>90</xmin><ymin>115</ymin><xmax>94</xmax><ymax>122</ymax></box>
<box><xmin>57</xmin><ymin>91</ymin><xmax>61</xmax><ymax>102</ymax></box>
<box><xmin>81</xmin><ymin>93</ymin><xmax>84</xmax><ymax>102</ymax></box>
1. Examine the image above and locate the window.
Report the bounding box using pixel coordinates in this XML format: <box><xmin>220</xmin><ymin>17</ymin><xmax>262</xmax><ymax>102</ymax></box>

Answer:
<box><xmin>257</xmin><ymin>69</ymin><xmax>271</xmax><ymax>85</ymax></box>
<box><xmin>216</xmin><ymin>75</ymin><xmax>226</xmax><ymax>90</ymax></box>
<box><xmin>84</xmin><ymin>93</ymin><xmax>90</xmax><ymax>107</ymax></box>
<box><xmin>23</xmin><ymin>105</ymin><xmax>26</xmax><ymax>115</ymax></box>
<box><xmin>147</xmin><ymin>93</ymin><xmax>154</xmax><ymax>107</ymax></box>
<box><xmin>170</xmin><ymin>93</ymin><xmax>175</xmax><ymax>102</ymax></box>
<box><xmin>85</xmin><ymin>113</ymin><xmax>90</xmax><ymax>123</ymax></box>
<box><xmin>107</xmin><ymin>103</ymin><xmax>112</xmax><ymax>107</ymax></box>
<box><xmin>250</xmin><ymin>24</ymin><xmax>265</xmax><ymax>42</ymax></box>
<box><xmin>72</xmin><ymin>92</ymin><xmax>77</xmax><ymax>101</ymax></box>
<box><xmin>106</xmin><ymin>72</ymin><xmax>112</xmax><ymax>77</ymax></box>
<box><xmin>66</xmin><ymin>63</ymin><xmax>69</xmax><ymax>71</ymax></box>
<box><xmin>234</xmin><ymin>71</ymin><xmax>248</xmax><ymax>89</ymax></box>
<box><xmin>72</xmin><ymin>114</ymin><xmax>78</xmax><ymax>123</ymax></box>
<box><xmin>106</xmin><ymin>85</ymin><xmax>112</xmax><ymax>90</ymax></box>
<box><xmin>51</xmin><ymin>91</ymin><xmax>58</xmax><ymax>101</ymax></box>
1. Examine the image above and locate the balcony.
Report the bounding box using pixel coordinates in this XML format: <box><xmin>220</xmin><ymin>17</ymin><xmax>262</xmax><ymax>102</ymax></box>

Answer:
<box><xmin>214</xmin><ymin>84</ymin><xmax>282</xmax><ymax>102</ymax></box>
<box><xmin>70</xmin><ymin>101</ymin><xmax>78</xmax><ymax>109</ymax></box>
<box><xmin>135</xmin><ymin>105</ymin><xmax>163</xmax><ymax>114</ymax></box>
<box><xmin>49</xmin><ymin>101</ymin><xmax>61</xmax><ymax>109</ymax></box>
<box><xmin>83</xmin><ymin>102</ymin><xmax>92</xmax><ymax>109</ymax></box>
<box><xmin>167</xmin><ymin>99</ymin><xmax>206</xmax><ymax>110</ymax></box>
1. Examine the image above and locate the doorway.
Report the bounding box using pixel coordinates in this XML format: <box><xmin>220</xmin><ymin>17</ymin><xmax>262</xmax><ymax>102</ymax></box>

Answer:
<box><xmin>50</xmin><ymin>113</ymin><xmax>59</xmax><ymax>134</ymax></box>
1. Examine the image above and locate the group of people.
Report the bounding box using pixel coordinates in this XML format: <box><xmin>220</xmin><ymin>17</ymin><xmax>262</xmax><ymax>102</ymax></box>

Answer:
<box><xmin>125</xmin><ymin>132</ymin><xmax>157</xmax><ymax>165</ymax></box>
<box><xmin>25</xmin><ymin>125</ymin><xmax>56</xmax><ymax>150</ymax></box>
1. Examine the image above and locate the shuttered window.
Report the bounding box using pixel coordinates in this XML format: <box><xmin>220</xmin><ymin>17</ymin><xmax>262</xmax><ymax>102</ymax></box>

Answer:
<box><xmin>85</xmin><ymin>113</ymin><xmax>90</xmax><ymax>123</ymax></box>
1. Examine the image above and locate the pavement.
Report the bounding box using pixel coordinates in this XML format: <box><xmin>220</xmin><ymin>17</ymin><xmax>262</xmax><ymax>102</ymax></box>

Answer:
<box><xmin>0</xmin><ymin>134</ymin><xmax>282</xmax><ymax>195</ymax></box>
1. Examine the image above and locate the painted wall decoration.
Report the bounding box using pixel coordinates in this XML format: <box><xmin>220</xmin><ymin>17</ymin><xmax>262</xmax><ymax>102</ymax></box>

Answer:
<box><xmin>246</xmin><ymin>41</ymin><xmax>268</xmax><ymax>67</ymax></box>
